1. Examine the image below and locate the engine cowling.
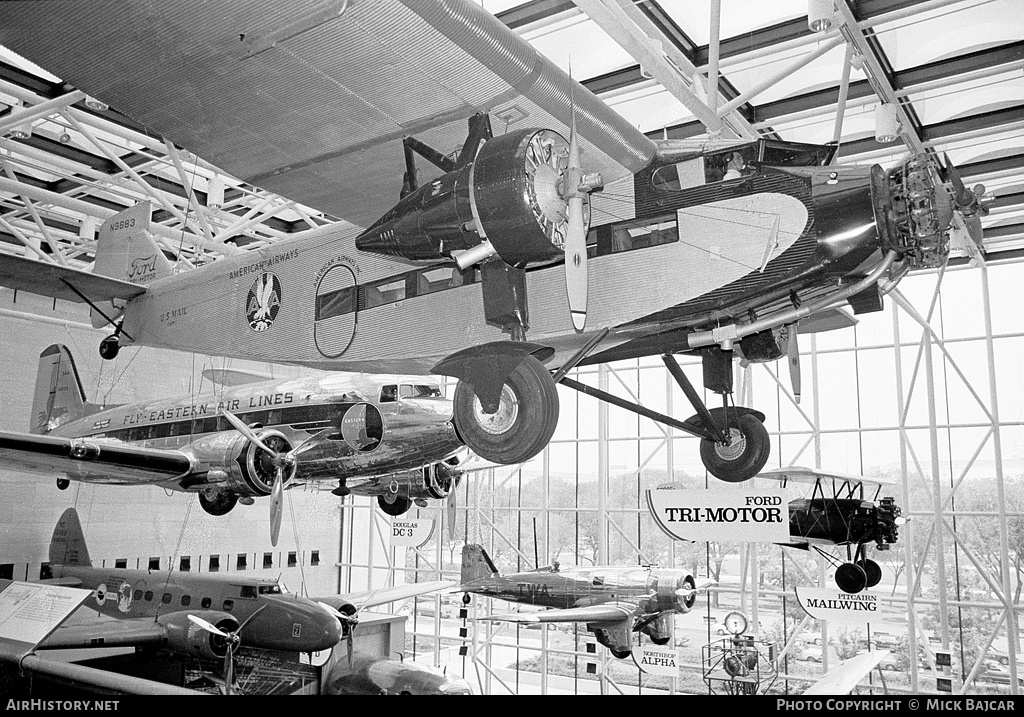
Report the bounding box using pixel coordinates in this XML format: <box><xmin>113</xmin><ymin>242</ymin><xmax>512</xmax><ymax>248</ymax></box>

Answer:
<box><xmin>183</xmin><ymin>428</ymin><xmax>296</xmax><ymax>498</ymax></box>
<box><xmin>355</xmin><ymin>129</ymin><xmax>587</xmax><ymax>268</ymax></box>
<box><xmin>650</xmin><ymin>570</ymin><xmax>698</xmax><ymax>614</ymax></box>
<box><xmin>158</xmin><ymin>610</ymin><xmax>239</xmax><ymax>661</ymax></box>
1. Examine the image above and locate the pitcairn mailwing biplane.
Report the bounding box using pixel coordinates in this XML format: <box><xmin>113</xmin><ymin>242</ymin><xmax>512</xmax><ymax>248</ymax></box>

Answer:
<box><xmin>758</xmin><ymin>466</ymin><xmax>902</xmax><ymax>593</ymax></box>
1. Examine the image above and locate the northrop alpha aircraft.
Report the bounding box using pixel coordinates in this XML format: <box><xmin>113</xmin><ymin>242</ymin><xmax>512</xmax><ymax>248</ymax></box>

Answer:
<box><xmin>760</xmin><ymin>467</ymin><xmax>903</xmax><ymax>593</ymax></box>
<box><xmin>458</xmin><ymin>544</ymin><xmax>712</xmax><ymax>659</ymax></box>
<box><xmin>0</xmin><ymin>344</ymin><xmax>464</xmax><ymax>544</ymax></box>
<box><xmin>0</xmin><ymin>1</ymin><xmax>987</xmax><ymax>484</ymax></box>
<box><xmin>38</xmin><ymin>508</ymin><xmax>453</xmax><ymax>688</ymax></box>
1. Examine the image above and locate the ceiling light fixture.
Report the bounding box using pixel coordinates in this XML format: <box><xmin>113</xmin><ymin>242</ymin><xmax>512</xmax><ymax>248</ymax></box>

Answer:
<box><xmin>808</xmin><ymin>0</ymin><xmax>834</xmax><ymax>33</ymax></box>
<box><xmin>84</xmin><ymin>95</ymin><xmax>108</xmax><ymax>112</ymax></box>
<box><xmin>874</xmin><ymin>103</ymin><xmax>901</xmax><ymax>143</ymax></box>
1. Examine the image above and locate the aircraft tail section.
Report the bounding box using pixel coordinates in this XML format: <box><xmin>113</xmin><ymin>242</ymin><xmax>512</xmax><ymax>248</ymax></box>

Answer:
<box><xmin>50</xmin><ymin>508</ymin><xmax>92</xmax><ymax>567</ymax></box>
<box><xmin>460</xmin><ymin>544</ymin><xmax>499</xmax><ymax>585</ymax></box>
<box><xmin>90</xmin><ymin>201</ymin><xmax>170</xmax><ymax>328</ymax></box>
<box><xmin>31</xmin><ymin>344</ymin><xmax>100</xmax><ymax>434</ymax></box>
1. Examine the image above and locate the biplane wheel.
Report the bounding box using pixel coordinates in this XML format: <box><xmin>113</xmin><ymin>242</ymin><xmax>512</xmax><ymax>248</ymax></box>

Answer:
<box><xmin>99</xmin><ymin>335</ymin><xmax>120</xmax><ymax>360</ymax></box>
<box><xmin>198</xmin><ymin>489</ymin><xmax>238</xmax><ymax>517</ymax></box>
<box><xmin>835</xmin><ymin>562</ymin><xmax>868</xmax><ymax>593</ymax></box>
<box><xmin>377</xmin><ymin>494</ymin><xmax>412</xmax><ymax>517</ymax></box>
<box><xmin>610</xmin><ymin>649</ymin><xmax>632</xmax><ymax>660</ymax></box>
<box><xmin>698</xmin><ymin>413</ymin><xmax>770</xmax><ymax>483</ymax></box>
<box><xmin>56</xmin><ymin>478</ymin><xmax>70</xmax><ymax>490</ymax></box>
<box><xmin>860</xmin><ymin>559</ymin><xmax>882</xmax><ymax>588</ymax></box>
<box><xmin>453</xmin><ymin>354</ymin><xmax>559</xmax><ymax>465</ymax></box>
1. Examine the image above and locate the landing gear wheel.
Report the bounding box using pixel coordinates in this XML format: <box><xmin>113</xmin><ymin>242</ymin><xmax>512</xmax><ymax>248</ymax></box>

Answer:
<box><xmin>56</xmin><ymin>478</ymin><xmax>70</xmax><ymax>490</ymax></box>
<box><xmin>462</xmin><ymin>593</ymin><xmax>472</xmax><ymax>605</ymax></box>
<box><xmin>651</xmin><ymin>636</ymin><xmax>671</xmax><ymax>646</ymax></box>
<box><xmin>99</xmin><ymin>335</ymin><xmax>120</xmax><ymax>360</ymax></box>
<box><xmin>698</xmin><ymin>413</ymin><xmax>770</xmax><ymax>483</ymax></box>
<box><xmin>453</xmin><ymin>354</ymin><xmax>559</xmax><ymax>465</ymax></box>
<box><xmin>610</xmin><ymin>649</ymin><xmax>631</xmax><ymax>660</ymax></box>
<box><xmin>377</xmin><ymin>494</ymin><xmax>412</xmax><ymax>517</ymax></box>
<box><xmin>860</xmin><ymin>558</ymin><xmax>882</xmax><ymax>588</ymax></box>
<box><xmin>198</xmin><ymin>489</ymin><xmax>238</xmax><ymax>517</ymax></box>
<box><xmin>835</xmin><ymin>562</ymin><xmax>868</xmax><ymax>593</ymax></box>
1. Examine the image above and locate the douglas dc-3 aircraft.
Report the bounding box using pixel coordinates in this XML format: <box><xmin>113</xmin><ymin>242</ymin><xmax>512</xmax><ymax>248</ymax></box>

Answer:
<box><xmin>760</xmin><ymin>466</ymin><xmax>903</xmax><ymax>593</ymax></box>
<box><xmin>0</xmin><ymin>344</ymin><xmax>464</xmax><ymax>545</ymax></box>
<box><xmin>38</xmin><ymin>508</ymin><xmax>453</xmax><ymax>689</ymax></box>
<box><xmin>0</xmin><ymin>1</ymin><xmax>987</xmax><ymax>484</ymax></box>
<box><xmin>458</xmin><ymin>544</ymin><xmax>712</xmax><ymax>659</ymax></box>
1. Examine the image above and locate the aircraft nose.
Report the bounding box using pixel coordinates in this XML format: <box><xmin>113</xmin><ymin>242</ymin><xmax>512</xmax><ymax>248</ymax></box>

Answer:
<box><xmin>253</xmin><ymin>595</ymin><xmax>343</xmax><ymax>652</ymax></box>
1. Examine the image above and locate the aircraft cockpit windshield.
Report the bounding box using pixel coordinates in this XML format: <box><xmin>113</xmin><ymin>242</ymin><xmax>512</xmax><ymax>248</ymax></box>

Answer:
<box><xmin>258</xmin><ymin>584</ymin><xmax>283</xmax><ymax>595</ymax></box>
<box><xmin>380</xmin><ymin>383</ymin><xmax>442</xmax><ymax>402</ymax></box>
<box><xmin>651</xmin><ymin>139</ymin><xmax>836</xmax><ymax>191</ymax></box>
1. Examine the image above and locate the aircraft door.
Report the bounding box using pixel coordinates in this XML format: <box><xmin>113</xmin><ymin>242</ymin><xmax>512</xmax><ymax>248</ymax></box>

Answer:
<box><xmin>314</xmin><ymin>263</ymin><xmax>357</xmax><ymax>358</ymax></box>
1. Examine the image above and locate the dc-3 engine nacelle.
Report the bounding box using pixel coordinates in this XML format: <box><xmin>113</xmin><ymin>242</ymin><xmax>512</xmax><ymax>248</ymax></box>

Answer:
<box><xmin>356</xmin><ymin>128</ymin><xmax>592</xmax><ymax>268</ymax></box>
<box><xmin>184</xmin><ymin>428</ymin><xmax>296</xmax><ymax>499</ymax></box>
<box><xmin>158</xmin><ymin>610</ymin><xmax>239</xmax><ymax>661</ymax></box>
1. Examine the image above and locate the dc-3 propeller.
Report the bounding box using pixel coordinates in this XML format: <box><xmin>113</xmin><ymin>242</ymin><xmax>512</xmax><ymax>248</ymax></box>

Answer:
<box><xmin>187</xmin><ymin>607</ymin><xmax>266</xmax><ymax>695</ymax></box>
<box><xmin>220</xmin><ymin>410</ymin><xmax>333</xmax><ymax>546</ymax></box>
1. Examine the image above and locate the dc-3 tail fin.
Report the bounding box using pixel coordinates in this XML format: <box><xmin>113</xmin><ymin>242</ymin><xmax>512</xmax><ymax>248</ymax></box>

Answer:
<box><xmin>30</xmin><ymin>344</ymin><xmax>100</xmax><ymax>434</ymax></box>
<box><xmin>460</xmin><ymin>544</ymin><xmax>500</xmax><ymax>585</ymax></box>
<box><xmin>50</xmin><ymin>508</ymin><xmax>92</xmax><ymax>568</ymax></box>
<box><xmin>90</xmin><ymin>201</ymin><xmax>171</xmax><ymax>328</ymax></box>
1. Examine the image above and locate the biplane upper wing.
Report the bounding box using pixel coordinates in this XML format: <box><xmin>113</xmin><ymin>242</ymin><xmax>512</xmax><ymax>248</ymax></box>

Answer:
<box><xmin>0</xmin><ymin>0</ymin><xmax>656</xmax><ymax>230</ymax></box>
<box><xmin>0</xmin><ymin>431</ymin><xmax>195</xmax><ymax>486</ymax></box>
<box><xmin>757</xmin><ymin>466</ymin><xmax>896</xmax><ymax>488</ymax></box>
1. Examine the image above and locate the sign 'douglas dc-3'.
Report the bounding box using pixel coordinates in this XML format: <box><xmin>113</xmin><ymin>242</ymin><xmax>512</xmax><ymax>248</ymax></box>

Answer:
<box><xmin>0</xmin><ymin>0</ymin><xmax>986</xmax><ymax>484</ymax></box>
<box><xmin>0</xmin><ymin>344</ymin><xmax>465</xmax><ymax>545</ymax></box>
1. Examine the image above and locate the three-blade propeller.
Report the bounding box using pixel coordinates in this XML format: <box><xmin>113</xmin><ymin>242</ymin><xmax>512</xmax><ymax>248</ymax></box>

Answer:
<box><xmin>221</xmin><ymin>409</ymin><xmax>334</xmax><ymax>546</ymax></box>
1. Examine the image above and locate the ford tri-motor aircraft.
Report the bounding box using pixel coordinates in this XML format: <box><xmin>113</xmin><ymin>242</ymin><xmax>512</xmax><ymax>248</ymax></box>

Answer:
<box><xmin>37</xmin><ymin>508</ymin><xmax>454</xmax><ymax>693</ymax></box>
<box><xmin>759</xmin><ymin>466</ymin><xmax>903</xmax><ymax>594</ymax></box>
<box><xmin>0</xmin><ymin>344</ymin><xmax>465</xmax><ymax>545</ymax></box>
<box><xmin>0</xmin><ymin>1</ymin><xmax>987</xmax><ymax>484</ymax></box>
<box><xmin>458</xmin><ymin>544</ymin><xmax>713</xmax><ymax>659</ymax></box>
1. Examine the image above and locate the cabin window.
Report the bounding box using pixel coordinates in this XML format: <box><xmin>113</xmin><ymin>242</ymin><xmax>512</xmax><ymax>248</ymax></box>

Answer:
<box><xmin>315</xmin><ymin>286</ymin><xmax>356</xmax><ymax>321</ymax></box>
<box><xmin>201</xmin><ymin>597</ymin><xmax>212</xmax><ymax>609</ymax></box>
<box><xmin>240</xmin><ymin>585</ymin><xmax>257</xmax><ymax>599</ymax></box>
<box><xmin>144</xmin><ymin>591</ymin><xmax>154</xmax><ymax>602</ymax></box>
<box><xmin>311</xmin><ymin>550</ymin><xmax>320</xmax><ymax>567</ymax></box>
<box><xmin>209</xmin><ymin>555</ymin><xmax>220</xmax><ymax>572</ymax></box>
<box><xmin>266</xmin><ymin>409</ymin><xmax>282</xmax><ymax>425</ymax></box>
<box><xmin>161</xmin><ymin>593</ymin><xmax>172</xmax><ymax>604</ymax></box>
<box><xmin>592</xmin><ymin>576</ymin><xmax>604</xmax><ymax>587</ymax></box>
<box><xmin>115</xmin><ymin>558</ymin><xmax>127</xmax><ymax>569</ymax></box>
<box><xmin>179</xmin><ymin>556</ymin><xmax>191</xmax><ymax>572</ymax></box>
<box><xmin>287</xmin><ymin>552</ymin><xmax>297</xmax><ymax>568</ymax></box>
<box><xmin>399</xmin><ymin>384</ymin><xmax>441</xmax><ymax>399</ymax></box>
<box><xmin>236</xmin><ymin>554</ymin><xmax>247</xmax><ymax>571</ymax></box>
<box><xmin>168</xmin><ymin>420</ymin><xmax>189</xmax><ymax>437</ymax></box>
<box><xmin>380</xmin><ymin>385</ymin><xmax>398</xmax><ymax>403</ymax></box>
<box><xmin>414</xmin><ymin>266</ymin><xmax>463</xmax><ymax>295</ymax></box>
<box><xmin>38</xmin><ymin>563</ymin><xmax>51</xmax><ymax>580</ymax></box>
<box><xmin>0</xmin><ymin>564</ymin><xmax>12</xmax><ymax>580</ymax></box>
<box><xmin>263</xmin><ymin>553</ymin><xmax>273</xmax><ymax>569</ymax></box>
<box><xmin>134</xmin><ymin>589</ymin><xmax>143</xmax><ymax>601</ymax></box>
<box><xmin>597</xmin><ymin>215</ymin><xmax>679</xmax><ymax>256</ymax></box>
<box><xmin>148</xmin><ymin>557</ymin><xmax>160</xmax><ymax>570</ymax></box>
<box><xmin>180</xmin><ymin>595</ymin><xmax>191</xmax><ymax>607</ymax></box>
<box><xmin>222</xmin><ymin>600</ymin><xmax>234</xmax><ymax>612</ymax></box>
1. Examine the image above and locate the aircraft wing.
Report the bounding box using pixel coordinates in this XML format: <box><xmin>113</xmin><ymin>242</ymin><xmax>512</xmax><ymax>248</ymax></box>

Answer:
<box><xmin>0</xmin><ymin>253</ymin><xmax>146</xmax><ymax>304</ymax></box>
<box><xmin>757</xmin><ymin>466</ymin><xmax>897</xmax><ymax>488</ymax></box>
<box><xmin>0</xmin><ymin>1</ymin><xmax>655</xmax><ymax>230</ymax></box>
<box><xmin>475</xmin><ymin>601</ymin><xmax>640</xmax><ymax>625</ymax></box>
<box><xmin>320</xmin><ymin>580</ymin><xmax>456</xmax><ymax>613</ymax></box>
<box><xmin>803</xmin><ymin>650</ymin><xmax>891</xmax><ymax>695</ymax></box>
<box><xmin>0</xmin><ymin>431</ymin><xmax>194</xmax><ymax>486</ymax></box>
<box><xmin>37</xmin><ymin>619</ymin><xmax>169</xmax><ymax>651</ymax></box>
